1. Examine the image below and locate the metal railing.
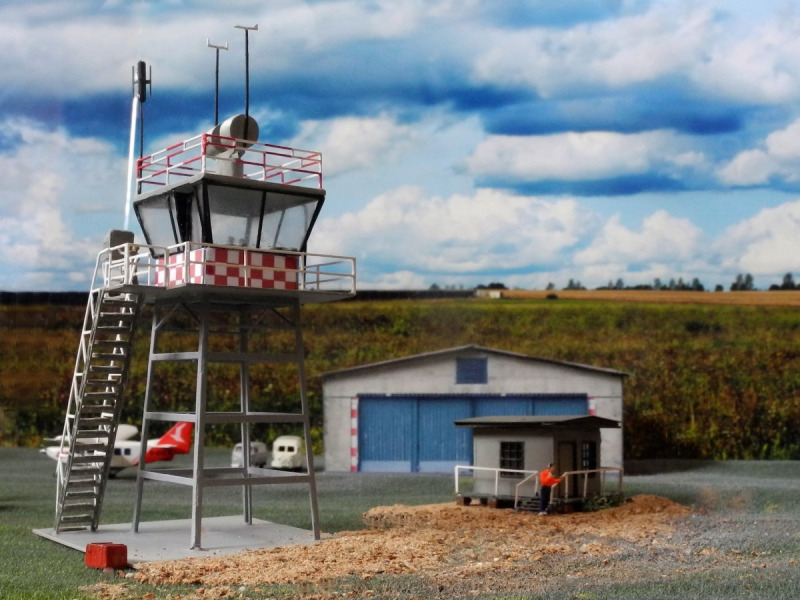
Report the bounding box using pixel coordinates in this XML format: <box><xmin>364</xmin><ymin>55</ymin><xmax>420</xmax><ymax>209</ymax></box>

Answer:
<box><xmin>513</xmin><ymin>467</ymin><xmax>624</xmax><ymax>511</ymax></box>
<box><xmin>454</xmin><ymin>465</ymin><xmax>539</xmax><ymax>499</ymax></box>
<box><xmin>136</xmin><ymin>133</ymin><xmax>323</xmax><ymax>190</ymax></box>
<box><xmin>91</xmin><ymin>241</ymin><xmax>356</xmax><ymax>297</ymax></box>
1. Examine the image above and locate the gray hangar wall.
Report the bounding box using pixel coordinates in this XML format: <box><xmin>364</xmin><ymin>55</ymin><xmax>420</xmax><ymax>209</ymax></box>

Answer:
<box><xmin>321</xmin><ymin>346</ymin><xmax>626</xmax><ymax>473</ymax></box>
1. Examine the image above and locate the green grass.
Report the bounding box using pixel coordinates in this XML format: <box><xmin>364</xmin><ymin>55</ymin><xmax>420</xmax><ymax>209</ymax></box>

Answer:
<box><xmin>0</xmin><ymin>447</ymin><xmax>453</xmax><ymax>599</ymax></box>
<box><xmin>2</xmin><ymin>448</ymin><xmax>799</xmax><ymax>599</ymax></box>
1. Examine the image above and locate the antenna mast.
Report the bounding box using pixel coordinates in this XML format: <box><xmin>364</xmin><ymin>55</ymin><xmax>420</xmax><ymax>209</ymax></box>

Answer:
<box><xmin>206</xmin><ymin>39</ymin><xmax>228</xmax><ymax>126</ymax></box>
<box><xmin>234</xmin><ymin>24</ymin><xmax>258</xmax><ymax>139</ymax></box>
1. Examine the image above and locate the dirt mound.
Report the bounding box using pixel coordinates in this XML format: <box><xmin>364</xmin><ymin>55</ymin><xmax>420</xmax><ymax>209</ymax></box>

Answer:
<box><xmin>131</xmin><ymin>494</ymin><xmax>690</xmax><ymax>591</ymax></box>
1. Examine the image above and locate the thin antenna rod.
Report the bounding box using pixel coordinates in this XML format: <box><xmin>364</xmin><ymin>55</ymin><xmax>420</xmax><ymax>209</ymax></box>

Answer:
<box><xmin>206</xmin><ymin>39</ymin><xmax>228</xmax><ymax>126</ymax></box>
<box><xmin>234</xmin><ymin>24</ymin><xmax>258</xmax><ymax>138</ymax></box>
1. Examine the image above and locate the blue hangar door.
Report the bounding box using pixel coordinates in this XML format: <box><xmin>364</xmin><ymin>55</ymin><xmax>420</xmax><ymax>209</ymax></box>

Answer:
<box><xmin>357</xmin><ymin>394</ymin><xmax>588</xmax><ymax>472</ymax></box>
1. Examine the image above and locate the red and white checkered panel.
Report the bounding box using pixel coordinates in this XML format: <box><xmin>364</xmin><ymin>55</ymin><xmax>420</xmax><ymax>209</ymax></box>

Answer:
<box><xmin>156</xmin><ymin>248</ymin><xmax>297</xmax><ymax>289</ymax></box>
<box><xmin>192</xmin><ymin>248</ymin><xmax>246</xmax><ymax>287</ymax></box>
<box><xmin>155</xmin><ymin>252</ymin><xmax>191</xmax><ymax>286</ymax></box>
<box><xmin>247</xmin><ymin>251</ymin><xmax>299</xmax><ymax>290</ymax></box>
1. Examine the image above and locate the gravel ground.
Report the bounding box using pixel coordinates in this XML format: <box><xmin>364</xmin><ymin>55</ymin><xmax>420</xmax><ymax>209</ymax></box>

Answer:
<box><xmin>80</xmin><ymin>490</ymin><xmax>800</xmax><ymax>599</ymax></box>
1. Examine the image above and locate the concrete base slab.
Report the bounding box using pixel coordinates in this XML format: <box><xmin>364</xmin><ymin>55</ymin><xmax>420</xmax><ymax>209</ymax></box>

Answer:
<box><xmin>33</xmin><ymin>516</ymin><xmax>317</xmax><ymax>563</ymax></box>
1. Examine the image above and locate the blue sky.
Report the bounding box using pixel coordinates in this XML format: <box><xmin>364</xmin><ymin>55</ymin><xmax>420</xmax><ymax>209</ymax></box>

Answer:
<box><xmin>3</xmin><ymin>0</ymin><xmax>800</xmax><ymax>291</ymax></box>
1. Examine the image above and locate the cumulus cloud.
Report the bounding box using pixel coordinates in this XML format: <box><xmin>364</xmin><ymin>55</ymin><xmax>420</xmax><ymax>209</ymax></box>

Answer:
<box><xmin>471</xmin><ymin>4</ymin><xmax>715</xmax><ymax>97</ymax></box>
<box><xmin>718</xmin><ymin>118</ymin><xmax>800</xmax><ymax>185</ymax></box>
<box><xmin>310</xmin><ymin>186</ymin><xmax>595</xmax><ymax>282</ymax></box>
<box><xmin>0</xmin><ymin>119</ymin><xmax>121</xmax><ymax>289</ymax></box>
<box><xmin>289</xmin><ymin>114</ymin><xmax>421</xmax><ymax>176</ymax></box>
<box><xmin>465</xmin><ymin>130</ymin><xmax>706</xmax><ymax>183</ymax></box>
<box><xmin>713</xmin><ymin>199</ymin><xmax>800</xmax><ymax>275</ymax></box>
<box><xmin>574</xmin><ymin>211</ymin><xmax>704</xmax><ymax>267</ymax></box>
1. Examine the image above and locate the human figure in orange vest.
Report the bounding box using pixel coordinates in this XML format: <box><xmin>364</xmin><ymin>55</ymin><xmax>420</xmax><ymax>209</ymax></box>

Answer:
<box><xmin>538</xmin><ymin>463</ymin><xmax>563</xmax><ymax>515</ymax></box>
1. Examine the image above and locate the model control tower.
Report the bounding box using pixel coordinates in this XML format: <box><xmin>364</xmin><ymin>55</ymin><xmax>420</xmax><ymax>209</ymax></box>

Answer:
<box><xmin>52</xmin><ymin>73</ymin><xmax>355</xmax><ymax>550</ymax></box>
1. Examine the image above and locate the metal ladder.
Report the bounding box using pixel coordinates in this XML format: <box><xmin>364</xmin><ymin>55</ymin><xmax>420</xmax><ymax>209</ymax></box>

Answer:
<box><xmin>54</xmin><ymin>288</ymin><xmax>142</xmax><ymax>532</ymax></box>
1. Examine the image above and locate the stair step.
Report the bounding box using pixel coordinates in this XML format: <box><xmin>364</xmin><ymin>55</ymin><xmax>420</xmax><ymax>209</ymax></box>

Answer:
<box><xmin>70</xmin><ymin>454</ymin><xmax>107</xmax><ymax>464</ymax></box>
<box><xmin>77</xmin><ymin>417</ymin><xmax>115</xmax><ymax>427</ymax></box>
<box><xmin>91</xmin><ymin>352</ymin><xmax>128</xmax><ymax>360</ymax></box>
<box><xmin>65</xmin><ymin>477</ymin><xmax>101</xmax><ymax>488</ymax></box>
<box><xmin>61</xmin><ymin>502</ymin><xmax>97</xmax><ymax>513</ymax></box>
<box><xmin>91</xmin><ymin>340</ymin><xmax>131</xmax><ymax>347</ymax></box>
<box><xmin>57</xmin><ymin>524</ymin><xmax>91</xmax><ymax>532</ymax></box>
<box><xmin>78</xmin><ymin>404</ymin><xmax>115</xmax><ymax>413</ymax></box>
<box><xmin>84</xmin><ymin>384</ymin><xmax>121</xmax><ymax>391</ymax></box>
<box><xmin>74</xmin><ymin>429</ymin><xmax>111</xmax><ymax>438</ymax></box>
<box><xmin>88</xmin><ymin>365</ymin><xmax>125</xmax><ymax>374</ymax></box>
<box><xmin>64</xmin><ymin>491</ymin><xmax>100</xmax><ymax>500</ymax></box>
<box><xmin>59</xmin><ymin>514</ymin><xmax>94</xmax><ymax>524</ymax></box>
<box><xmin>82</xmin><ymin>392</ymin><xmax>119</xmax><ymax>401</ymax></box>
<box><xmin>72</xmin><ymin>444</ymin><xmax>109</xmax><ymax>454</ymax></box>
<box><xmin>100</xmin><ymin>298</ymin><xmax>138</xmax><ymax>307</ymax></box>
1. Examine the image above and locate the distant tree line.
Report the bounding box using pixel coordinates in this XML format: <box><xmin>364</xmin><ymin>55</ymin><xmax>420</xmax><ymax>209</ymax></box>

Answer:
<box><xmin>468</xmin><ymin>273</ymin><xmax>800</xmax><ymax>293</ymax></box>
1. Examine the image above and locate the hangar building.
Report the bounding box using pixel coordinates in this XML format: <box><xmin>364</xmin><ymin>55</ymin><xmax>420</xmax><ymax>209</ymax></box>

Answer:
<box><xmin>321</xmin><ymin>345</ymin><xmax>626</xmax><ymax>473</ymax></box>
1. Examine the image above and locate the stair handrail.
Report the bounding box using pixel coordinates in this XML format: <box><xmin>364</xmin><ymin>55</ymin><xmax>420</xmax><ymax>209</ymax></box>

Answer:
<box><xmin>513</xmin><ymin>472</ymin><xmax>543</xmax><ymax>511</ymax></box>
<box><xmin>556</xmin><ymin>467</ymin><xmax>624</xmax><ymax>501</ymax></box>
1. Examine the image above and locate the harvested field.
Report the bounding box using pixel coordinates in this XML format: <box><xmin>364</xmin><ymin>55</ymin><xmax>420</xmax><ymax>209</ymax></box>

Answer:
<box><xmin>499</xmin><ymin>289</ymin><xmax>800</xmax><ymax>306</ymax></box>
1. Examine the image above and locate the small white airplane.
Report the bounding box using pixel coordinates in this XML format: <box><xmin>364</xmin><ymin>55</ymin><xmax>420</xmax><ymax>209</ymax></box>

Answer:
<box><xmin>43</xmin><ymin>422</ymin><xmax>193</xmax><ymax>476</ymax></box>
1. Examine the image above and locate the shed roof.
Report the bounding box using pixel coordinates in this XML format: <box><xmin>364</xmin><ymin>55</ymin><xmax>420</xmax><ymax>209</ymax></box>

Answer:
<box><xmin>318</xmin><ymin>345</ymin><xmax>628</xmax><ymax>380</ymax></box>
<box><xmin>454</xmin><ymin>415</ymin><xmax>620</xmax><ymax>430</ymax></box>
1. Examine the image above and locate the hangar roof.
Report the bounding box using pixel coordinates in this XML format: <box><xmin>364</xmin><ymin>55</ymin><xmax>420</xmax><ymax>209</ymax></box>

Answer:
<box><xmin>454</xmin><ymin>415</ymin><xmax>620</xmax><ymax>430</ymax></box>
<box><xmin>318</xmin><ymin>344</ymin><xmax>628</xmax><ymax>380</ymax></box>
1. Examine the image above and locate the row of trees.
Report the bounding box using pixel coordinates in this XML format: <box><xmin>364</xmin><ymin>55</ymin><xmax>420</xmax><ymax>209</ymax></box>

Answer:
<box><xmin>476</xmin><ymin>273</ymin><xmax>800</xmax><ymax>293</ymax></box>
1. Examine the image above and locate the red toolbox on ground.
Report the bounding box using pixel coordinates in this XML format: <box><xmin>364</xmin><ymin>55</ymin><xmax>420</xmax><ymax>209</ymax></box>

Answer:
<box><xmin>85</xmin><ymin>542</ymin><xmax>128</xmax><ymax>569</ymax></box>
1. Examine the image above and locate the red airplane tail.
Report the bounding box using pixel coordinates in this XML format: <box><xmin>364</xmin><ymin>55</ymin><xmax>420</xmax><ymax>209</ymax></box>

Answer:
<box><xmin>155</xmin><ymin>422</ymin><xmax>194</xmax><ymax>454</ymax></box>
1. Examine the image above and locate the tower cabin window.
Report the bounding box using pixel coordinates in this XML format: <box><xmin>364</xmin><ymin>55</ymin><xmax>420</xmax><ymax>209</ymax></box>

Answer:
<box><xmin>456</xmin><ymin>357</ymin><xmax>487</xmax><ymax>384</ymax></box>
<box><xmin>500</xmin><ymin>441</ymin><xmax>525</xmax><ymax>478</ymax></box>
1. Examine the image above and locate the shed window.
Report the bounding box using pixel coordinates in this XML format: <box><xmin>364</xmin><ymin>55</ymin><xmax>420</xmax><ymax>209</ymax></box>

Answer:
<box><xmin>456</xmin><ymin>357</ymin><xmax>487</xmax><ymax>384</ymax></box>
<box><xmin>581</xmin><ymin>441</ymin><xmax>597</xmax><ymax>473</ymax></box>
<box><xmin>499</xmin><ymin>441</ymin><xmax>524</xmax><ymax>478</ymax></box>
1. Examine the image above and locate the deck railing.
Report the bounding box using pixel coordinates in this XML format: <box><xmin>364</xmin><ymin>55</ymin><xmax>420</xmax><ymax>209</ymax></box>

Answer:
<box><xmin>92</xmin><ymin>241</ymin><xmax>356</xmax><ymax>297</ymax></box>
<box><xmin>454</xmin><ymin>465</ymin><xmax>540</xmax><ymax>499</ymax></box>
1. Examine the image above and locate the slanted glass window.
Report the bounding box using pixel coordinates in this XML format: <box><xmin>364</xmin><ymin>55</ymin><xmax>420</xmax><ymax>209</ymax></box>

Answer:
<box><xmin>456</xmin><ymin>357</ymin><xmax>487</xmax><ymax>384</ymax></box>
<box><xmin>500</xmin><ymin>441</ymin><xmax>524</xmax><ymax>478</ymax></box>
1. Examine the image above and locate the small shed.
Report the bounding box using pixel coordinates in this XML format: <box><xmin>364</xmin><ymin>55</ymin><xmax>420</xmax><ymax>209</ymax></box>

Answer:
<box><xmin>321</xmin><ymin>345</ymin><xmax>627</xmax><ymax>472</ymax></box>
<box><xmin>453</xmin><ymin>415</ymin><xmax>621</xmax><ymax>505</ymax></box>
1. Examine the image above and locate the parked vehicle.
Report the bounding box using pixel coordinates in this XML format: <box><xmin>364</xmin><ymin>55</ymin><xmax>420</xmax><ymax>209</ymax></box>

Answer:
<box><xmin>230</xmin><ymin>441</ymin><xmax>268</xmax><ymax>468</ymax></box>
<box><xmin>270</xmin><ymin>435</ymin><xmax>305</xmax><ymax>471</ymax></box>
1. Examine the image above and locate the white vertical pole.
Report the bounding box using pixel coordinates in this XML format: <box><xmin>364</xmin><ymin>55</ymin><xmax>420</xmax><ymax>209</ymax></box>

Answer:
<box><xmin>124</xmin><ymin>95</ymin><xmax>140</xmax><ymax>231</ymax></box>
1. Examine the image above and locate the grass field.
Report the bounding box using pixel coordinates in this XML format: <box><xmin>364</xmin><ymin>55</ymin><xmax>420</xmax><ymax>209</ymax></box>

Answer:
<box><xmin>1</xmin><ymin>448</ymin><xmax>799</xmax><ymax>599</ymax></box>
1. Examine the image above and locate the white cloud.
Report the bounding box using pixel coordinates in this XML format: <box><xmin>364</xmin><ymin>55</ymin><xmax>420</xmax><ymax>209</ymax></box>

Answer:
<box><xmin>574</xmin><ymin>210</ymin><xmax>703</xmax><ymax>267</ymax></box>
<box><xmin>471</xmin><ymin>4</ymin><xmax>715</xmax><ymax>96</ymax></box>
<box><xmin>713</xmin><ymin>199</ymin><xmax>800</xmax><ymax>275</ymax></box>
<box><xmin>289</xmin><ymin>114</ymin><xmax>420</xmax><ymax>176</ymax></box>
<box><xmin>0</xmin><ymin>119</ymin><xmax>122</xmax><ymax>289</ymax></box>
<box><xmin>310</xmin><ymin>186</ymin><xmax>594</xmax><ymax>282</ymax></box>
<box><xmin>718</xmin><ymin>118</ymin><xmax>800</xmax><ymax>185</ymax></box>
<box><xmin>465</xmin><ymin>130</ymin><xmax>701</xmax><ymax>182</ymax></box>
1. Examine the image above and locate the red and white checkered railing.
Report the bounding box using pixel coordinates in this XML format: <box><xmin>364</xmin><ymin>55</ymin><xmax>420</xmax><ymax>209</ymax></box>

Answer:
<box><xmin>136</xmin><ymin>133</ymin><xmax>323</xmax><ymax>190</ymax></box>
<box><xmin>92</xmin><ymin>242</ymin><xmax>355</xmax><ymax>297</ymax></box>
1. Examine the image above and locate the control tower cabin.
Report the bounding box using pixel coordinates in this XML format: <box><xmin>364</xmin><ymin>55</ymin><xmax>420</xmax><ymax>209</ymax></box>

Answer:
<box><xmin>51</xmin><ymin>110</ymin><xmax>356</xmax><ymax>549</ymax></box>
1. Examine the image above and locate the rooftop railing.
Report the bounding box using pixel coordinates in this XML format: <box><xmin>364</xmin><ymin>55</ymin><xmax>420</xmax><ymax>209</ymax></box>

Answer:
<box><xmin>136</xmin><ymin>133</ymin><xmax>323</xmax><ymax>191</ymax></box>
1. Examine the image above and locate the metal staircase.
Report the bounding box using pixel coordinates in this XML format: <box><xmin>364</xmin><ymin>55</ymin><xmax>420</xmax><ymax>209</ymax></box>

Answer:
<box><xmin>54</xmin><ymin>288</ymin><xmax>142</xmax><ymax>532</ymax></box>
